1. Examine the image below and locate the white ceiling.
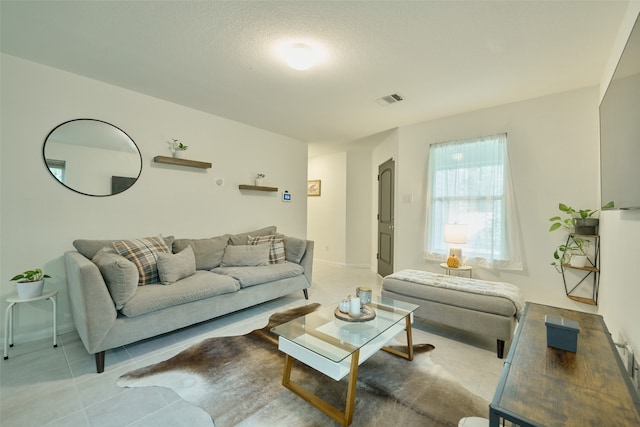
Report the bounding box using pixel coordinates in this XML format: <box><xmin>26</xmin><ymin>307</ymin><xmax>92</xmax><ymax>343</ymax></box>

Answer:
<box><xmin>0</xmin><ymin>1</ymin><xmax>629</xmax><ymax>153</ymax></box>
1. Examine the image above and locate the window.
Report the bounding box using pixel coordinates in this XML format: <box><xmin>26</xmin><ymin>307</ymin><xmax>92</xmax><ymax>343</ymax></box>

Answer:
<box><xmin>424</xmin><ymin>133</ymin><xmax>523</xmax><ymax>270</ymax></box>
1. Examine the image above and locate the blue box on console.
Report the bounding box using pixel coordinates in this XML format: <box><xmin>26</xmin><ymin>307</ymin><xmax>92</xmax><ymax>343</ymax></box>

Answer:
<box><xmin>545</xmin><ymin>315</ymin><xmax>580</xmax><ymax>353</ymax></box>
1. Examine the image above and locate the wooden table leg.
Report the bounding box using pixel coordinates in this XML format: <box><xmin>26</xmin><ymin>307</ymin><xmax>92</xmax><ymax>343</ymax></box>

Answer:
<box><xmin>382</xmin><ymin>315</ymin><xmax>414</xmax><ymax>361</ymax></box>
<box><xmin>282</xmin><ymin>350</ymin><xmax>361</xmax><ymax>426</ymax></box>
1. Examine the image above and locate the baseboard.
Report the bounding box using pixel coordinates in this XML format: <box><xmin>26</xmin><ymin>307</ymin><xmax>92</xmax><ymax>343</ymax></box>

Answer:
<box><xmin>313</xmin><ymin>259</ymin><xmax>372</xmax><ymax>270</ymax></box>
<box><xmin>313</xmin><ymin>259</ymin><xmax>345</xmax><ymax>267</ymax></box>
<box><xmin>1</xmin><ymin>322</ymin><xmax>76</xmax><ymax>348</ymax></box>
<box><xmin>344</xmin><ymin>263</ymin><xmax>372</xmax><ymax>269</ymax></box>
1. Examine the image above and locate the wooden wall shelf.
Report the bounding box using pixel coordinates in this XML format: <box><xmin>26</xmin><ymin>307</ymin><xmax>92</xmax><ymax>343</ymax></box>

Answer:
<box><xmin>567</xmin><ymin>295</ymin><xmax>598</xmax><ymax>306</ymax></box>
<box><xmin>238</xmin><ymin>185</ymin><xmax>278</xmax><ymax>192</ymax></box>
<box><xmin>561</xmin><ymin>264</ymin><xmax>599</xmax><ymax>273</ymax></box>
<box><xmin>154</xmin><ymin>156</ymin><xmax>212</xmax><ymax>169</ymax></box>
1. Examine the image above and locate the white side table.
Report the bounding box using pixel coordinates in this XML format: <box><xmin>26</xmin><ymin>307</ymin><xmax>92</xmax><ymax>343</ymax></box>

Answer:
<box><xmin>4</xmin><ymin>289</ymin><xmax>57</xmax><ymax>360</ymax></box>
<box><xmin>440</xmin><ymin>263</ymin><xmax>473</xmax><ymax>278</ymax></box>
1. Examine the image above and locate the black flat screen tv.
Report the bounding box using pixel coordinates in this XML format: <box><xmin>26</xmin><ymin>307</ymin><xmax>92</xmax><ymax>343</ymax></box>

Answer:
<box><xmin>600</xmin><ymin>14</ymin><xmax>640</xmax><ymax>210</ymax></box>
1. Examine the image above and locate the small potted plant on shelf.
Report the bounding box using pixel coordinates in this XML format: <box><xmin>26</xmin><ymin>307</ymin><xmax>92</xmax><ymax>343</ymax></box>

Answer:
<box><xmin>551</xmin><ymin>238</ymin><xmax>590</xmax><ymax>271</ymax></box>
<box><xmin>255</xmin><ymin>173</ymin><xmax>265</xmax><ymax>186</ymax></box>
<box><xmin>167</xmin><ymin>138</ymin><xmax>188</xmax><ymax>159</ymax></box>
<box><xmin>11</xmin><ymin>268</ymin><xmax>51</xmax><ymax>299</ymax></box>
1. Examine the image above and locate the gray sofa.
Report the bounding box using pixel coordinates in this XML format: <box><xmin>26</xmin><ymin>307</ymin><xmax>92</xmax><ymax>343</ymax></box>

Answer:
<box><xmin>64</xmin><ymin>226</ymin><xmax>313</xmax><ymax>373</ymax></box>
<box><xmin>381</xmin><ymin>269</ymin><xmax>523</xmax><ymax>358</ymax></box>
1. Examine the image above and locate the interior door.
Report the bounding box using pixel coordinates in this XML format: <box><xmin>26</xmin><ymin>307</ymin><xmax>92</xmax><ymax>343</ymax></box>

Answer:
<box><xmin>377</xmin><ymin>159</ymin><xmax>395</xmax><ymax>277</ymax></box>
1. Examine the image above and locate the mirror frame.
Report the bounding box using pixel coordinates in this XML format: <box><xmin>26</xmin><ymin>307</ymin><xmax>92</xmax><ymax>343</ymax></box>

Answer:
<box><xmin>42</xmin><ymin>118</ymin><xmax>143</xmax><ymax>197</ymax></box>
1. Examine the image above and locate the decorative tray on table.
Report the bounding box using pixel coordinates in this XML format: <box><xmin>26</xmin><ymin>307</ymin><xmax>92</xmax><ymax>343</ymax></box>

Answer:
<box><xmin>334</xmin><ymin>305</ymin><xmax>376</xmax><ymax>322</ymax></box>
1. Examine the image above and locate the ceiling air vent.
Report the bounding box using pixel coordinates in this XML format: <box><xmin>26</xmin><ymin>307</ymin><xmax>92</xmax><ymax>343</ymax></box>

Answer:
<box><xmin>376</xmin><ymin>93</ymin><xmax>404</xmax><ymax>106</ymax></box>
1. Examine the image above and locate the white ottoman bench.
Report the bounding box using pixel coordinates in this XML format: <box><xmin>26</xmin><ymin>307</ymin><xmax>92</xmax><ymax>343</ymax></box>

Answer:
<box><xmin>382</xmin><ymin>269</ymin><xmax>524</xmax><ymax>358</ymax></box>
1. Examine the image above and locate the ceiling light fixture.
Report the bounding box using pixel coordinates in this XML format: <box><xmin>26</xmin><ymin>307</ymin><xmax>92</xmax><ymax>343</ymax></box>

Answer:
<box><xmin>283</xmin><ymin>43</ymin><xmax>318</xmax><ymax>71</ymax></box>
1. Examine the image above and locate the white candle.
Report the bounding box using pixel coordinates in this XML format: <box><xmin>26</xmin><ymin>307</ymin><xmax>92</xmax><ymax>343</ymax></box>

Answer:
<box><xmin>350</xmin><ymin>297</ymin><xmax>361</xmax><ymax>316</ymax></box>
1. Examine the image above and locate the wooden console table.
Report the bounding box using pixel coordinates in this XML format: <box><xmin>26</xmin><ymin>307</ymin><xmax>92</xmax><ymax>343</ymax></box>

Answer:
<box><xmin>490</xmin><ymin>302</ymin><xmax>640</xmax><ymax>426</ymax></box>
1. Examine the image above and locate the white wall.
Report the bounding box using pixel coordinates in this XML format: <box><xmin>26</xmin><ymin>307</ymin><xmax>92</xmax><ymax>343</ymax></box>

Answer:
<box><xmin>598</xmin><ymin>2</ymin><xmax>640</xmax><ymax>357</ymax></box>
<box><xmin>345</xmin><ymin>150</ymin><xmax>372</xmax><ymax>268</ymax></box>
<box><xmin>307</xmin><ymin>150</ymin><xmax>373</xmax><ymax>268</ymax></box>
<box><xmin>1</xmin><ymin>54</ymin><xmax>308</xmax><ymax>344</ymax></box>
<box><xmin>599</xmin><ymin>210</ymin><xmax>640</xmax><ymax>353</ymax></box>
<box><xmin>307</xmin><ymin>152</ymin><xmax>347</xmax><ymax>265</ymax></box>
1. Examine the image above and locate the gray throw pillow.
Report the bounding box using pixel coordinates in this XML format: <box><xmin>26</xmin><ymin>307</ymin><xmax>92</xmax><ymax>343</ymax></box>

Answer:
<box><xmin>172</xmin><ymin>236</ymin><xmax>228</xmax><ymax>270</ymax></box>
<box><xmin>228</xmin><ymin>226</ymin><xmax>277</xmax><ymax>246</ymax></box>
<box><xmin>92</xmin><ymin>248</ymin><xmax>139</xmax><ymax>310</ymax></box>
<box><xmin>157</xmin><ymin>246</ymin><xmax>197</xmax><ymax>285</ymax></box>
<box><xmin>221</xmin><ymin>244</ymin><xmax>270</xmax><ymax>267</ymax></box>
<box><xmin>283</xmin><ymin>235</ymin><xmax>307</xmax><ymax>264</ymax></box>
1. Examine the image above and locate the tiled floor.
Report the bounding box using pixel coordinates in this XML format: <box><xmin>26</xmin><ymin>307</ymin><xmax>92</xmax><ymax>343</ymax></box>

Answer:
<box><xmin>0</xmin><ymin>263</ymin><xmax>506</xmax><ymax>426</ymax></box>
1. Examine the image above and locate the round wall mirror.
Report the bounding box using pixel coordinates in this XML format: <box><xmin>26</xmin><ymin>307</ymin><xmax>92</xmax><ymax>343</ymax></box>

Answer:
<box><xmin>43</xmin><ymin>119</ymin><xmax>142</xmax><ymax>196</ymax></box>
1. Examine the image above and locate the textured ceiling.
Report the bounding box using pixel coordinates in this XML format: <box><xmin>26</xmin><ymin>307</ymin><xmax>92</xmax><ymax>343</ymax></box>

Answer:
<box><xmin>0</xmin><ymin>1</ymin><xmax>629</xmax><ymax>151</ymax></box>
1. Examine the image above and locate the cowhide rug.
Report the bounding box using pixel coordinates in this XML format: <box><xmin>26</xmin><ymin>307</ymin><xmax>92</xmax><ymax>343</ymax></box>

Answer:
<box><xmin>117</xmin><ymin>303</ymin><xmax>488</xmax><ymax>426</ymax></box>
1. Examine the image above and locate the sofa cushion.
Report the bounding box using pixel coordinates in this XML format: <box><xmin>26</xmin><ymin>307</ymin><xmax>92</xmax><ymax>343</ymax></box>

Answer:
<box><xmin>221</xmin><ymin>244</ymin><xmax>270</xmax><ymax>267</ymax></box>
<box><xmin>248</xmin><ymin>234</ymin><xmax>285</xmax><ymax>264</ymax></box>
<box><xmin>212</xmin><ymin>263</ymin><xmax>304</xmax><ymax>288</ymax></box>
<box><xmin>228</xmin><ymin>226</ymin><xmax>277</xmax><ymax>246</ymax></box>
<box><xmin>283</xmin><ymin>235</ymin><xmax>307</xmax><ymax>264</ymax></box>
<box><xmin>157</xmin><ymin>245</ymin><xmax>196</xmax><ymax>285</ymax></box>
<box><xmin>172</xmin><ymin>235</ymin><xmax>228</xmax><ymax>270</ymax></box>
<box><xmin>91</xmin><ymin>249</ymin><xmax>139</xmax><ymax>310</ymax></box>
<box><xmin>73</xmin><ymin>236</ymin><xmax>175</xmax><ymax>260</ymax></box>
<box><xmin>112</xmin><ymin>236</ymin><xmax>170</xmax><ymax>285</ymax></box>
<box><xmin>120</xmin><ymin>271</ymin><xmax>240</xmax><ymax>317</ymax></box>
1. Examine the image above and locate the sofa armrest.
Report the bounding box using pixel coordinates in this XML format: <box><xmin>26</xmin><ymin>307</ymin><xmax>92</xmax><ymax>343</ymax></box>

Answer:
<box><xmin>64</xmin><ymin>251</ymin><xmax>117</xmax><ymax>354</ymax></box>
<box><xmin>299</xmin><ymin>240</ymin><xmax>314</xmax><ymax>286</ymax></box>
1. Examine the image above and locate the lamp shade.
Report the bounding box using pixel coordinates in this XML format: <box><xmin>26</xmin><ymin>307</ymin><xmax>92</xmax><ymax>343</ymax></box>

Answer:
<box><xmin>444</xmin><ymin>223</ymin><xmax>467</xmax><ymax>244</ymax></box>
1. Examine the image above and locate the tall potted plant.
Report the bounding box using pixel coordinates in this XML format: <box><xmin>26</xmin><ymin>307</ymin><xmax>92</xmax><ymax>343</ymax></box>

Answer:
<box><xmin>11</xmin><ymin>268</ymin><xmax>51</xmax><ymax>299</ymax></box>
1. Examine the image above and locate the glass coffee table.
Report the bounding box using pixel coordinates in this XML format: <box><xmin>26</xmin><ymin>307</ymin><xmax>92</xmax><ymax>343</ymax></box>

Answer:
<box><xmin>271</xmin><ymin>296</ymin><xmax>418</xmax><ymax>426</ymax></box>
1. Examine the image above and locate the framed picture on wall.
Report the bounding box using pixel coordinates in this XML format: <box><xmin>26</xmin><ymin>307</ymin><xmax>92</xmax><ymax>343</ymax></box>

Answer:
<box><xmin>307</xmin><ymin>180</ymin><xmax>321</xmax><ymax>196</ymax></box>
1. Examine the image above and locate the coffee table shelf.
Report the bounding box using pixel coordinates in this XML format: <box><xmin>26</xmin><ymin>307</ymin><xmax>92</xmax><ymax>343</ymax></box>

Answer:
<box><xmin>272</xmin><ymin>297</ymin><xmax>418</xmax><ymax>426</ymax></box>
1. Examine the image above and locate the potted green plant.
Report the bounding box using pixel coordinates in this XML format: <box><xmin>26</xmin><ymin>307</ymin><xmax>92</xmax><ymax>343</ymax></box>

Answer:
<box><xmin>167</xmin><ymin>138</ymin><xmax>188</xmax><ymax>159</ymax></box>
<box><xmin>548</xmin><ymin>201</ymin><xmax>613</xmax><ymax>271</ymax></box>
<box><xmin>255</xmin><ymin>173</ymin><xmax>265</xmax><ymax>186</ymax></box>
<box><xmin>548</xmin><ymin>201</ymin><xmax>614</xmax><ymax>235</ymax></box>
<box><xmin>551</xmin><ymin>238</ymin><xmax>589</xmax><ymax>271</ymax></box>
<box><xmin>11</xmin><ymin>268</ymin><xmax>51</xmax><ymax>299</ymax></box>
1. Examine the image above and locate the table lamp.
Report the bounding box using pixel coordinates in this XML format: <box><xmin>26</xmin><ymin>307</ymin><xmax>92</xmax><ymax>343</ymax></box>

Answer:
<box><xmin>444</xmin><ymin>223</ymin><xmax>467</xmax><ymax>259</ymax></box>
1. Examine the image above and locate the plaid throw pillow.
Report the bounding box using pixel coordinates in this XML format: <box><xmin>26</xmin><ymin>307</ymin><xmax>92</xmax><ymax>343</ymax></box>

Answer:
<box><xmin>112</xmin><ymin>236</ymin><xmax>170</xmax><ymax>285</ymax></box>
<box><xmin>248</xmin><ymin>234</ymin><xmax>285</xmax><ymax>264</ymax></box>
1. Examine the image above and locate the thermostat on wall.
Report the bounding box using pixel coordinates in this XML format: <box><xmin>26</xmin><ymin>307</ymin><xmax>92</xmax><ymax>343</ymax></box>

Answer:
<box><xmin>282</xmin><ymin>191</ymin><xmax>291</xmax><ymax>202</ymax></box>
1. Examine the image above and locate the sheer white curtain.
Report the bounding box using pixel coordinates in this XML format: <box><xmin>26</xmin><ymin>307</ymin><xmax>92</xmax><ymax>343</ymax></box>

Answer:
<box><xmin>424</xmin><ymin>133</ymin><xmax>523</xmax><ymax>270</ymax></box>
